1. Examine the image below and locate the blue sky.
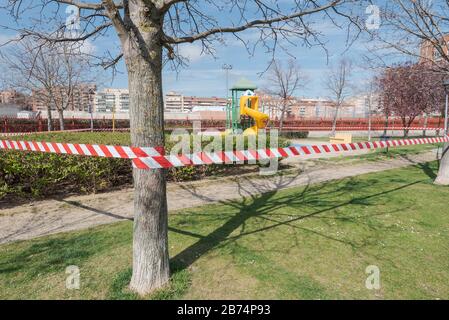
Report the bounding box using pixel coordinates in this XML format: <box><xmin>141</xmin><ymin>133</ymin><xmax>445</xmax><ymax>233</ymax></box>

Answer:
<box><xmin>158</xmin><ymin>23</ymin><xmax>371</xmax><ymax>98</ymax></box>
<box><xmin>0</xmin><ymin>1</ymin><xmax>395</xmax><ymax>98</ymax></box>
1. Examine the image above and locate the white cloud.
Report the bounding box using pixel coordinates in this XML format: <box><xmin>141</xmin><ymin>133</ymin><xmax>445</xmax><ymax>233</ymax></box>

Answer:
<box><xmin>78</xmin><ymin>39</ymin><xmax>96</xmax><ymax>55</ymax></box>
<box><xmin>0</xmin><ymin>34</ymin><xmax>19</xmax><ymax>47</ymax></box>
<box><xmin>177</xmin><ymin>43</ymin><xmax>204</xmax><ymax>62</ymax></box>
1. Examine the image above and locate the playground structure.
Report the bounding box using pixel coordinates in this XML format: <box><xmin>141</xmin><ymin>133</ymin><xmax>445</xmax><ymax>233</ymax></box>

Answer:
<box><xmin>225</xmin><ymin>78</ymin><xmax>269</xmax><ymax>135</ymax></box>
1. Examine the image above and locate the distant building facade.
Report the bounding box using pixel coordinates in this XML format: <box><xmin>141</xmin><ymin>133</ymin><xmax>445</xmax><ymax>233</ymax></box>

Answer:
<box><xmin>32</xmin><ymin>83</ymin><xmax>96</xmax><ymax>112</ymax></box>
<box><xmin>94</xmin><ymin>88</ymin><xmax>129</xmax><ymax>113</ymax></box>
<box><xmin>294</xmin><ymin>97</ymin><xmax>374</xmax><ymax>119</ymax></box>
<box><xmin>419</xmin><ymin>35</ymin><xmax>449</xmax><ymax>64</ymax></box>
<box><xmin>257</xmin><ymin>91</ymin><xmax>287</xmax><ymax>119</ymax></box>
<box><xmin>164</xmin><ymin>91</ymin><xmax>227</xmax><ymax>112</ymax></box>
<box><xmin>260</xmin><ymin>95</ymin><xmax>375</xmax><ymax>120</ymax></box>
<box><xmin>0</xmin><ymin>90</ymin><xmax>31</xmax><ymax>109</ymax></box>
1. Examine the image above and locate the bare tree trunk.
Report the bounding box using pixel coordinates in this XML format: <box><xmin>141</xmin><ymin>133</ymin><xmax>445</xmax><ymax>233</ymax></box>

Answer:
<box><xmin>125</xmin><ymin>31</ymin><xmax>170</xmax><ymax>295</ymax></box>
<box><xmin>47</xmin><ymin>105</ymin><xmax>53</xmax><ymax>131</ymax></box>
<box><xmin>404</xmin><ymin>129</ymin><xmax>409</xmax><ymax>138</ymax></box>
<box><xmin>367</xmin><ymin>102</ymin><xmax>372</xmax><ymax>141</ymax></box>
<box><xmin>279</xmin><ymin>104</ymin><xmax>286</xmax><ymax>134</ymax></box>
<box><xmin>58</xmin><ymin>109</ymin><xmax>65</xmax><ymax>131</ymax></box>
<box><xmin>402</xmin><ymin>118</ymin><xmax>408</xmax><ymax>138</ymax></box>
<box><xmin>331</xmin><ymin>104</ymin><xmax>340</xmax><ymax>137</ymax></box>
<box><xmin>423</xmin><ymin>114</ymin><xmax>428</xmax><ymax>137</ymax></box>
<box><xmin>435</xmin><ymin>142</ymin><xmax>449</xmax><ymax>185</ymax></box>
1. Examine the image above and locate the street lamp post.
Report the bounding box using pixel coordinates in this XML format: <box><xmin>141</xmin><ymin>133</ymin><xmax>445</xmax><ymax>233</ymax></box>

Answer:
<box><xmin>88</xmin><ymin>89</ymin><xmax>95</xmax><ymax>132</ymax></box>
<box><xmin>222</xmin><ymin>64</ymin><xmax>233</xmax><ymax>131</ymax></box>
<box><xmin>222</xmin><ymin>64</ymin><xmax>233</xmax><ymax>99</ymax></box>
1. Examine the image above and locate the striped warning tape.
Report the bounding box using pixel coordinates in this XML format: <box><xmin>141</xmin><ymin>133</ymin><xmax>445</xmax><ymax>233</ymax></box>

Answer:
<box><xmin>0</xmin><ymin>128</ymin><xmax>130</xmax><ymax>137</ymax></box>
<box><xmin>1</xmin><ymin>136</ymin><xmax>448</xmax><ymax>170</ymax></box>
<box><xmin>279</xmin><ymin>126</ymin><xmax>443</xmax><ymax>131</ymax></box>
<box><xmin>0</xmin><ymin>139</ymin><xmax>164</xmax><ymax>158</ymax></box>
<box><xmin>132</xmin><ymin>136</ymin><xmax>449</xmax><ymax>169</ymax></box>
<box><xmin>0</xmin><ymin>127</ymin><xmax>443</xmax><ymax>136</ymax></box>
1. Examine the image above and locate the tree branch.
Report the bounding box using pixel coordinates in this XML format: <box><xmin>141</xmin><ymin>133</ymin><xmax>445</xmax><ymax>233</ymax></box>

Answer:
<box><xmin>55</xmin><ymin>0</ymin><xmax>123</xmax><ymax>10</ymax></box>
<box><xmin>163</xmin><ymin>0</ymin><xmax>342</xmax><ymax>44</ymax></box>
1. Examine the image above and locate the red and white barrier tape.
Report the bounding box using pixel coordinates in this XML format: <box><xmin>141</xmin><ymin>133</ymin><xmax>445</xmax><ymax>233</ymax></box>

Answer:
<box><xmin>279</xmin><ymin>126</ymin><xmax>443</xmax><ymax>131</ymax></box>
<box><xmin>0</xmin><ymin>139</ymin><xmax>164</xmax><ymax>158</ymax></box>
<box><xmin>1</xmin><ymin>136</ymin><xmax>448</xmax><ymax>170</ymax></box>
<box><xmin>132</xmin><ymin>136</ymin><xmax>449</xmax><ymax>170</ymax></box>
<box><xmin>0</xmin><ymin>129</ymin><xmax>89</xmax><ymax>137</ymax></box>
<box><xmin>0</xmin><ymin>128</ymin><xmax>130</xmax><ymax>137</ymax></box>
<box><xmin>1</xmin><ymin>127</ymin><xmax>443</xmax><ymax>136</ymax></box>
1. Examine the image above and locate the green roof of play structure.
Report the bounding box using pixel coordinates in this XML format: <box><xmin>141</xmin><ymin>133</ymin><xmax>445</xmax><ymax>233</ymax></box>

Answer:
<box><xmin>231</xmin><ymin>78</ymin><xmax>257</xmax><ymax>90</ymax></box>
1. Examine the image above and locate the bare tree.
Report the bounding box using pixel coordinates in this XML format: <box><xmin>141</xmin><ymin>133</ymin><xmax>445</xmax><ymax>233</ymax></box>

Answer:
<box><xmin>365</xmin><ymin>78</ymin><xmax>377</xmax><ymax>141</ymax></box>
<box><xmin>265</xmin><ymin>59</ymin><xmax>305</xmax><ymax>133</ymax></box>
<box><xmin>1</xmin><ymin>39</ymin><xmax>92</xmax><ymax>130</ymax></box>
<box><xmin>0</xmin><ymin>0</ymin><xmax>362</xmax><ymax>295</ymax></box>
<box><xmin>325</xmin><ymin>58</ymin><xmax>352</xmax><ymax>136</ymax></box>
<box><xmin>370</xmin><ymin>0</ymin><xmax>449</xmax><ymax>184</ymax></box>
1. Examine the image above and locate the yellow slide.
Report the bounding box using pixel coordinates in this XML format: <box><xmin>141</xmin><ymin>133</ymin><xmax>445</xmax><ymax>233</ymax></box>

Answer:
<box><xmin>240</xmin><ymin>95</ymin><xmax>269</xmax><ymax>135</ymax></box>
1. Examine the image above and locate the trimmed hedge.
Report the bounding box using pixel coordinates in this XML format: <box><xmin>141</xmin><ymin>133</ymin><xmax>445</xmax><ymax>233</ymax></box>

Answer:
<box><xmin>280</xmin><ymin>131</ymin><xmax>309</xmax><ymax>139</ymax></box>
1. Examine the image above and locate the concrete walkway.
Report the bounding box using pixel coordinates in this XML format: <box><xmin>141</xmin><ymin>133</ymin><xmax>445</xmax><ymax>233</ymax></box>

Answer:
<box><xmin>0</xmin><ymin>150</ymin><xmax>439</xmax><ymax>244</ymax></box>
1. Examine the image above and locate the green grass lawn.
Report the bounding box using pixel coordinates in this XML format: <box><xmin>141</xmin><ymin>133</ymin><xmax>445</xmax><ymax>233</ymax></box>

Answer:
<box><xmin>1</xmin><ymin>162</ymin><xmax>449</xmax><ymax>300</ymax></box>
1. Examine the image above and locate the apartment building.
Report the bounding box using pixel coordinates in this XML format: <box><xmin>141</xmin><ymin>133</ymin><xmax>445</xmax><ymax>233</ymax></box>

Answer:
<box><xmin>31</xmin><ymin>84</ymin><xmax>96</xmax><ymax>112</ymax></box>
<box><xmin>274</xmin><ymin>96</ymin><xmax>373</xmax><ymax>119</ymax></box>
<box><xmin>164</xmin><ymin>91</ymin><xmax>227</xmax><ymax>112</ymax></box>
<box><xmin>419</xmin><ymin>35</ymin><xmax>449</xmax><ymax>64</ymax></box>
<box><xmin>94</xmin><ymin>88</ymin><xmax>130</xmax><ymax>113</ymax></box>
<box><xmin>165</xmin><ymin>91</ymin><xmax>185</xmax><ymax>112</ymax></box>
<box><xmin>0</xmin><ymin>89</ymin><xmax>31</xmax><ymax>109</ymax></box>
<box><xmin>257</xmin><ymin>93</ymin><xmax>368</xmax><ymax>120</ymax></box>
<box><xmin>257</xmin><ymin>91</ymin><xmax>285</xmax><ymax>119</ymax></box>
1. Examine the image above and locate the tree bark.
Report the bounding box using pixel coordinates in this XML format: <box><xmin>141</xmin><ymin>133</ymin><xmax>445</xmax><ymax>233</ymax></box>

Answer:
<box><xmin>123</xmin><ymin>10</ymin><xmax>170</xmax><ymax>295</ymax></box>
<box><xmin>331</xmin><ymin>104</ymin><xmax>340</xmax><ymax>137</ymax></box>
<box><xmin>58</xmin><ymin>109</ymin><xmax>65</xmax><ymax>131</ymax></box>
<box><xmin>403</xmin><ymin>129</ymin><xmax>409</xmax><ymax>138</ymax></box>
<box><xmin>279</xmin><ymin>103</ymin><xmax>286</xmax><ymax>134</ymax></box>
<box><xmin>47</xmin><ymin>105</ymin><xmax>53</xmax><ymax>131</ymax></box>
<box><xmin>435</xmin><ymin>142</ymin><xmax>449</xmax><ymax>185</ymax></box>
<box><xmin>423</xmin><ymin>114</ymin><xmax>428</xmax><ymax>137</ymax></box>
<box><xmin>367</xmin><ymin>101</ymin><xmax>372</xmax><ymax>141</ymax></box>
<box><xmin>402</xmin><ymin>118</ymin><xmax>408</xmax><ymax>138</ymax></box>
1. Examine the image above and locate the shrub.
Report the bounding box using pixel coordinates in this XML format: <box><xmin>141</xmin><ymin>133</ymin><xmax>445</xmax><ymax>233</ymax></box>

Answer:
<box><xmin>280</xmin><ymin>131</ymin><xmax>309</xmax><ymax>139</ymax></box>
<box><xmin>0</xmin><ymin>152</ymin><xmax>131</xmax><ymax>199</ymax></box>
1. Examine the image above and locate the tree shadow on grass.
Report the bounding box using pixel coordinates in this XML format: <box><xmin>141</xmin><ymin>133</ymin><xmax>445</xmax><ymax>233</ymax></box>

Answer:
<box><xmin>0</xmin><ymin>166</ymin><xmax>423</xmax><ymax>297</ymax></box>
<box><xmin>415</xmin><ymin>162</ymin><xmax>437</xmax><ymax>180</ymax></box>
<box><xmin>399</xmin><ymin>153</ymin><xmax>439</xmax><ymax>180</ymax></box>
<box><xmin>170</xmin><ymin>168</ymin><xmax>421</xmax><ymax>272</ymax></box>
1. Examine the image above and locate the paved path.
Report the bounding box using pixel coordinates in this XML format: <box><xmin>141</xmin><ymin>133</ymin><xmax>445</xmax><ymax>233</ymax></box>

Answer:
<box><xmin>0</xmin><ymin>150</ymin><xmax>439</xmax><ymax>244</ymax></box>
